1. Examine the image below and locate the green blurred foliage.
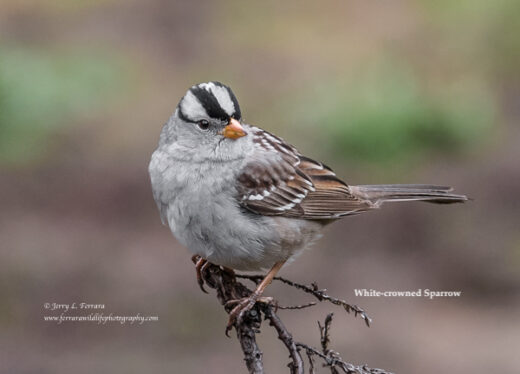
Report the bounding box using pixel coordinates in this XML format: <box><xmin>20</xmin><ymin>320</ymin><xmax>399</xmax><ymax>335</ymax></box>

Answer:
<box><xmin>290</xmin><ymin>60</ymin><xmax>494</xmax><ymax>165</ymax></box>
<box><xmin>486</xmin><ymin>1</ymin><xmax>520</xmax><ymax>78</ymax></box>
<box><xmin>420</xmin><ymin>0</ymin><xmax>520</xmax><ymax>78</ymax></box>
<box><xmin>0</xmin><ymin>0</ymin><xmax>514</xmax><ymax>169</ymax></box>
<box><xmin>0</xmin><ymin>47</ymin><xmax>130</xmax><ymax>166</ymax></box>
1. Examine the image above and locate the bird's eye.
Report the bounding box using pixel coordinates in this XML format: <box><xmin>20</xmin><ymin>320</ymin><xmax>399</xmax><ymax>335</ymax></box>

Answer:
<box><xmin>197</xmin><ymin>120</ymin><xmax>210</xmax><ymax>130</ymax></box>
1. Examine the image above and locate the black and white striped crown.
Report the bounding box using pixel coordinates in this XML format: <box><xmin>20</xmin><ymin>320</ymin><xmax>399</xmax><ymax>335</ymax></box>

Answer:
<box><xmin>178</xmin><ymin>81</ymin><xmax>242</xmax><ymax>123</ymax></box>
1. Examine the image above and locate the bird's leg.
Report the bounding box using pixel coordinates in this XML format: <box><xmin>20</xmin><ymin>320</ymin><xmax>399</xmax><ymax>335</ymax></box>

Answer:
<box><xmin>226</xmin><ymin>260</ymin><xmax>285</xmax><ymax>334</ymax></box>
<box><xmin>191</xmin><ymin>255</ymin><xmax>209</xmax><ymax>293</ymax></box>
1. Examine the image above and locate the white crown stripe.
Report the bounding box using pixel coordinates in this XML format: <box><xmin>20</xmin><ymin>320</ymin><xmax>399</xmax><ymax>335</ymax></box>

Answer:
<box><xmin>210</xmin><ymin>85</ymin><xmax>235</xmax><ymax>116</ymax></box>
<box><xmin>180</xmin><ymin>91</ymin><xmax>208</xmax><ymax>120</ymax></box>
<box><xmin>198</xmin><ymin>82</ymin><xmax>215</xmax><ymax>91</ymax></box>
<box><xmin>192</xmin><ymin>82</ymin><xmax>236</xmax><ymax>117</ymax></box>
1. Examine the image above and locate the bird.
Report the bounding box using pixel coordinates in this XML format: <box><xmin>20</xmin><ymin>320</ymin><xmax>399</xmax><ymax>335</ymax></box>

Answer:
<box><xmin>148</xmin><ymin>81</ymin><xmax>467</xmax><ymax>330</ymax></box>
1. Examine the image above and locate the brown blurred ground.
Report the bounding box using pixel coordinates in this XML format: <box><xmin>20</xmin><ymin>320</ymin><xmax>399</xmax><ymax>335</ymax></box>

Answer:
<box><xmin>0</xmin><ymin>1</ymin><xmax>519</xmax><ymax>373</ymax></box>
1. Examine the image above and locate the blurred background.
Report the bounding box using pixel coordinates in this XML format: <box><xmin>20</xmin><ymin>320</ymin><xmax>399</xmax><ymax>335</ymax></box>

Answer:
<box><xmin>1</xmin><ymin>0</ymin><xmax>519</xmax><ymax>373</ymax></box>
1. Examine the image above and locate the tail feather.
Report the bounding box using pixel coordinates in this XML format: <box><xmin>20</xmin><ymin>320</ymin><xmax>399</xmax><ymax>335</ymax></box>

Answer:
<box><xmin>350</xmin><ymin>184</ymin><xmax>468</xmax><ymax>205</ymax></box>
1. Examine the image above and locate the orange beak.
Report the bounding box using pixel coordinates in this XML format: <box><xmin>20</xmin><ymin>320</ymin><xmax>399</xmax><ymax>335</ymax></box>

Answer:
<box><xmin>221</xmin><ymin>118</ymin><xmax>247</xmax><ymax>139</ymax></box>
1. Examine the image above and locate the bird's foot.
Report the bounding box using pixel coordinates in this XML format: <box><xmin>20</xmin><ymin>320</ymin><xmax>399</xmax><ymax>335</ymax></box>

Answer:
<box><xmin>221</xmin><ymin>266</ymin><xmax>236</xmax><ymax>278</ymax></box>
<box><xmin>225</xmin><ymin>295</ymin><xmax>276</xmax><ymax>336</ymax></box>
<box><xmin>191</xmin><ymin>255</ymin><xmax>210</xmax><ymax>293</ymax></box>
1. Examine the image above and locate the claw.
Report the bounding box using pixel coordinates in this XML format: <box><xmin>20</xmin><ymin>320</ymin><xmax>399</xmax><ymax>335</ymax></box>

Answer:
<box><xmin>265</xmin><ymin>297</ymin><xmax>278</xmax><ymax>312</ymax></box>
<box><xmin>192</xmin><ymin>255</ymin><xmax>209</xmax><ymax>293</ymax></box>
<box><xmin>225</xmin><ymin>296</ymin><xmax>274</xmax><ymax>308</ymax></box>
<box><xmin>225</xmin><ymin>296</ymin><xmax>257</xmax><ymax>336</ymax></box>
<box><xmin>224</xmin><ymin>260</ymin><xmax>286</xmax><ymax>336</ymax></box>
<box><xmin>224</xmin><ymin>296</ymin><xmax>276</xmax><ymax>336</ymax></box>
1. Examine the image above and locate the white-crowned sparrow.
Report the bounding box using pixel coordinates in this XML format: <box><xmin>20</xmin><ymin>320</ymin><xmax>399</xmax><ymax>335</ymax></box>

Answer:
<box><xmin>149</xmin><ymin>81</ymin><xmax>467</xmax><ymax>327</ymax></box>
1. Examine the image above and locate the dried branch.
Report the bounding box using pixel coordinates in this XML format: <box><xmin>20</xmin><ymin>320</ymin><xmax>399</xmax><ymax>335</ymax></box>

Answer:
<box><xmin>236</xmin><ymin>274</ymin><xmax>372</xmax><ymax>326</ymax></box>
<box><xmin>264</xmin><ymin>307</ymin><xmax>304</xmax><ymax>374</ymax></box>
<box><xmin>192</xmin><ymin>257</ymin><xmax>393</xmax><ymax>374</ymax></box>
<box><xmin>297</xmin><ymin>314</ymin><xmax>394</xmax><ymax>374</ymax></box>
<box><xmin>319</xmin><ymin>313</ymin><xmax>333</xmax><ymax>356</ymax></box>
<box><xmin>278</xmin><ymin>301</ymin><xmax>317</xmax><ymax>310</ymax></box>
<box><xmin>306</xmin><ymin>348</ymin><xmax>316</xmax><ymax>374</ymax></box>
<box><xmin>194</xmin><ymin>259</ymin><xmax>265</xmax><ymax>373</ymax></box>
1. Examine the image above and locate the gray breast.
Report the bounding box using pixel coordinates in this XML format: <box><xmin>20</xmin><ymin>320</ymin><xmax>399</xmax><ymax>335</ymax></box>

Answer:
<box><xmin>150</xmin><ymin>146</ymin><xmax>324</xmax><ymax>271</ymax></box>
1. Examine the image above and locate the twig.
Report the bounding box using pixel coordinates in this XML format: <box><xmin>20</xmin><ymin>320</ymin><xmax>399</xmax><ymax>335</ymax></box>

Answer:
<box><xmin>296</xmin><ymin>314</ymin><xmax>394</xmax><ymax>374</ymax></box>
<box><xmin>278</xmin><ymin>301</ymin><xmax>317</xmax><ymax>310</ymax></box>
<box><xmin>306</xmin><ymin>348</ymin><xmax>316</xmax><ymax>374</ymax></box>
<box><xmin>319</xmin><ymin>313</ymin><xmax>333</xmax><ymax>355</ymax></box>
<box><xmin>264</xmin><ymin>307</ymin><xmax>304</xmax><ymax>374</ymax></box>
<box><xmin>237</xmin><ymin>274</ymin><xmax>372</xmax><ymax>326</ymax></box>
<box><xmin>296</xmin><ymin>342</ymin><xmax>392</xmax><ymax>374</ymax></box>
<box><xmin>193</xmin><ymin>257</ymin><xmax>392</xmax><ymax>373</ymax></box>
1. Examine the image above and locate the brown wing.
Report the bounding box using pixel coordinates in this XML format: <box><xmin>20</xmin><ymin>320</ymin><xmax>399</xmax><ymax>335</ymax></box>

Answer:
<box><xmin>236</xmin><ymin>128</ymin><xmax>374</xmax><ymax>219</ymax></box>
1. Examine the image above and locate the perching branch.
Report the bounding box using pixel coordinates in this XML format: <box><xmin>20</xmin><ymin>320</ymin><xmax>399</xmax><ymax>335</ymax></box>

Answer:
<box><xmin>192</xmin><ymin>256</ymin><xmax>393</xmax><ymax>374</ymax></box>
<box><xmin>236</xmin><ymin>274</ymin><xmax>372</xmax><ymax>326</ymax></box>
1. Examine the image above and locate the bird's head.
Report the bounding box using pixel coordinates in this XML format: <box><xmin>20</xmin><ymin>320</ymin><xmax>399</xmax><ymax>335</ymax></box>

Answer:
<box><xmin>161</xmin><ymin>81</ymin><xmax>249</xmax><ymax>162</ymax></box>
